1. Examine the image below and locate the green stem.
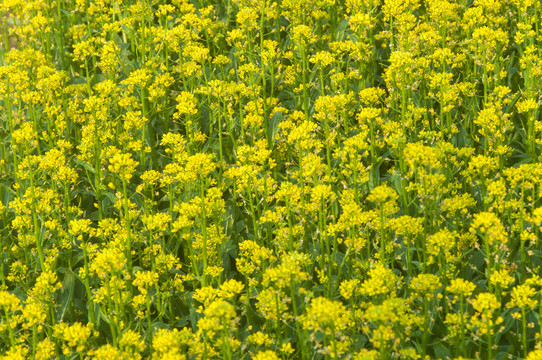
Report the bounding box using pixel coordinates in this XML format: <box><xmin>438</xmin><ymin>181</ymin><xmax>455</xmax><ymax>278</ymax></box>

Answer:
<box><xmin>122</xmin><ymin>177</ymin><xmax>133</xmax><ymax>281</ymax></box>
<box><xmin>522</xmin><ymin>307</ymin><xmax>527</xmax><ymax>358</ymax></box>
<box><xmin>487</xmin><ymin>314</ymin><xmax>493</xmax><ymax>360</ymax></box>
<box><xmin>460</xmin><ymin>295</ymin><xmax>466</xmax><ymax>357</ymax></box>
<box><xmin>301</xmin><ymin>45</ymin><xmax>308</xmax><ymax>121</ymax></box>
<box><xmin>200</xmin><ymin>178</ymin><xmax>208</xmax><ymax>286</ymax></box>
<box><xmin>82</xmin><ymin>239</ymin><xmax>96</xmax><ymax>325</ymax></box>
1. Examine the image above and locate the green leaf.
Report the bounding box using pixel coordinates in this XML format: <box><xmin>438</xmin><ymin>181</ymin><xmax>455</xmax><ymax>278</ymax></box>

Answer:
<box><xmin>56</xmin><ymin>269</ymin><xmax>75</xmax><ymax>322</ymax></box>
<box><xmin>74</xmin><ymin>158</ymin><xmax>96</xmax><ymax>174</ymax></box>
<box><xmin>269</xmin><ymin>111</ymin><xmax>284</xmax><ymax>143</ymax></box>
<box><xmin>151</xmin><ymin>322</ymin><xmax>171</xmax><ymax>332</ymax></box>
<box><xmin>432</xmin><ymin>342</ymin><xmax>451</xmax><ymax>359</ymax></box>
<box><xmin>335</xmin><ymin>18</ymin><xmax>350</xmax><ymax>41</ymax></box>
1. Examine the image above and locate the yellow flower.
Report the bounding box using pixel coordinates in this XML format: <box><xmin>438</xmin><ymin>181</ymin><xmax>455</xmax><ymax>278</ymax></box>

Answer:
<box><xmin>152</xmin><ymin>329</ymin><xmax>185</xmax><ymax>359</ymax></box>
<box><xmin>517</xmin><ymin>98</ymin><xmax>538</xmax><ymax>113</ymax></box>
<box><xmin>108</xmin><ymin>153</ymin><xmax>139</xmax><ymax>181</ymax></box>
<box><xmin>301</xmin><ymin>297</ymin><xmax>350</xmax><ymax>336</ymax></box>
<box><xmin>426</xmin><ymin>229</ymin><xmax>456</xmax><ymax>259</ymax></box>
<box><xmin>253</xmin><ymin>350</ymin><xmax>280</xmax><ymax>360</ymax></box>
<box><xmin>360</xmin><ymin>263</ymin><xmax>400</xmax><ymax>298</ymax></box>
<box><xmin>219</xmin><ymin>279</ymin><xmax>245</xmax><ymax>300</ymax></box>
<box><xmin>469</xmin><ymin>212</ymin><xmax>507</xmax><ymax>247</ymax></box>
<box><xmin>447</xmin><ymin>278</ymin><xmax>476</xmax><ymax>298</ymax></box>
<box><xmin>119</xmin><ymin>329</ymin><xmax>145</xmax><ymax>356</ymax></box>
<box><xmin>488</xmin><ymin>269</ymin><xmax>514</xmax><ymax>290</ymax></box>
<box><xmin>55</xmin><ymin>322</ymin><xmax>92</xmax><ymax>353</ymax></box>
<box><xmin>22</xmin><ymin>299</ymin><xmax>47</xmax><ymax>328</ymax></box>
<box><xmin>0</xmin><ymin>290</ymin><xmax>21</xmax><ymax>311</ymax></box>
<box><xmin>247</xmin><ymin>331</ymin><xmax>272</xmax><ymax>348</ymax></box>
<box><xmin>526</xmin><ymin>350</ymin><xmax>542</xmax><ymax>360</ymax></box>
<box><xmin>262</xmin><ymin>252</ymin><xmax>310</xmax><ymax>289</ymax></box>
<box><xmin>89</xmin><ymin>246</ymin><xmax>126</xmax><ymax>279</ymax></box>
<box><xmin>367</xmin><ymin>184</ymin><xmax>399</xmax><ymax>216</ymax></box>
<box><xmin>256</xmin><ymin>288</ymin><xmax>288</xmax><ymax>322</ymax></box>
<box><xmin>197</xmin><ymin>299</ymin><xmax>237</xmax><ymax>339</ymax></box>
<box><xmin>410</xmin><ymin>273</ymin><xmax>441</xmax><ymax>299</ymax></box>
<box><xmin>0</xmin><ymin>345</ymin><xmax>28</xmax><ymax>360</ymax></box>
<box><xmin>90</xmin><ymin>344</ymin><xmax>122</xmax><ymax>360</ymax></box>
<box><xmin>509</xmin><ymin>284</ymin><xmax>537</xmax><ymax>309</ymax></box>
<box><xmin>174</xmin><ymin>91</ymin><xmax>198</xmax><ymax>118</ymax></box>
<box><xmin>340</xmin><ymin>279</ymin><xmax>360</xmax><ymax>300</ymax></box>
<box><xmin>35</xmin><ymin>339</ymin><xmax>55</xmax><ymax>360</ymax></box>
<box><xmin>133</xmin><ymin>270</ymin><xmax>159</xmax><ymax>291</ymax></box>
<box><xmin>471</xmin><ymin>292</ymin><xmax>500</xmax><ymax>314</ymax></box>
<box><xmin>290</xmin><ymin>25</ymin><xmax>316</xmax><ymax>45</ymax></box>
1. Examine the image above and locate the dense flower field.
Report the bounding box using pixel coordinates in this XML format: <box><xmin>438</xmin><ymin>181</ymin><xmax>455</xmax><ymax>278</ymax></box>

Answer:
<box><xmin>0</xmin><ymin>0</ymin><xmax>542</xmax><ymax>358</ymax></box>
